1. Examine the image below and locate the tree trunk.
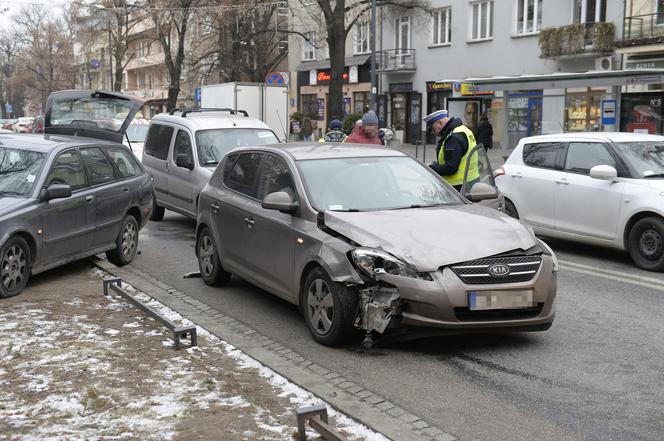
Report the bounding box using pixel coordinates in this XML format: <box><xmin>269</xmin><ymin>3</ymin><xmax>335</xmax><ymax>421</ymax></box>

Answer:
<box><xmin>326</xmin><ymin>5</ymin><xmax>346</xmax><ymax>122</ymax></box>
<box><xmin>114</xmin><ymin>53</ymin><xmax>124</xmax><ymax>92</ymax></box>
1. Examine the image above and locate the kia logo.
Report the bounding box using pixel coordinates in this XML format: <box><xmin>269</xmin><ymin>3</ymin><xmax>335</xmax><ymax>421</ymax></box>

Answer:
<box><xmin>488</xmin><ymin>263</ymin><xmax>511</xmax><ymax>277</ymax></box>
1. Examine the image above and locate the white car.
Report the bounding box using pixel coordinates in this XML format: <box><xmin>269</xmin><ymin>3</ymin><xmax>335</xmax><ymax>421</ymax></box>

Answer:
<box><xmin>495</xmin><ymin>132</ymin><xmax>664</xmax><ymax>271</ymax></box>
<box><xmin>123</xmin><ymin>118</ymin><xmax>150</xmax><ymax>161</ymax></box>
<box><xmin>12</xmin><ymin>117</ymin><xmax>34</xmax><ymax>133</ymax></box>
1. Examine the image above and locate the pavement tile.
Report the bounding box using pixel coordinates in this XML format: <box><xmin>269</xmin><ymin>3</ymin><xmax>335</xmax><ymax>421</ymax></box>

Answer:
<box><xmin>399</xmin><ymin>413</ymin><xmax>420</xmax><ymax>424</ymax></box>
<box><xmin>411</xmin><ymin>420</ymin><xmax>430</xmax><ymax>430</ymax></box>
<box><xmin>376</xmin><ymin>401</ymin><xmax>395</xmax><ymax>411</ymax></box>
<box><xmin>434</xmin><ymin>433</ymin><xmax>457</xmax><ymax>441</ymax></box>
<box><xmin>323</xmin><ymin>372</ymin><xmax>340</xmax><ymax>380</ymax></box>
<box><xmin>363</xmin><ymin>394</ymin><xmax>385</xmax><ymax>405</ymax></box>
<box><xmin>329</xmin><ymin>377</ymin><xmax>345</xmax><ymax>385</ymax></box>
<box><xmin>298</xmin><ymin>360</ymin><xmax>313</xmax><ymax>368</ymax></box>
<box><xmin>347</xmin><ymin>385</ymin><xmax>363</xmax><ymax>394</ymax></box>
<box><xmin>355</xmin><ymin>390</ymin><xmax>372</xmax><ymax>399</ymax></box>
<box><xmin>386</xmin><ymin>407</ymin><xmax>405</xmax><ymax>418</ymax></box>
<box><xmin>338</xmin><ymin>381</ymin><xmax>354</xmax><ymax>390</ymax></box>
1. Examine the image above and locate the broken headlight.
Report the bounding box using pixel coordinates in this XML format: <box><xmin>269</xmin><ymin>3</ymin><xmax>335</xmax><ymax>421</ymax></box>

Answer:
<box><xmin>349</xmin><ymin>247</ymin><xmax>432</xmax><ymax>281</ymax></box>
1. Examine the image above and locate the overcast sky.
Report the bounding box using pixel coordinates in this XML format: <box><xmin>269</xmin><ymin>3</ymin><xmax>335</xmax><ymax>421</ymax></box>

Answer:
<box><xmin>0</xmin><ymin>0</ymin><xmax>69</xmax><ymax>31</ymax></box>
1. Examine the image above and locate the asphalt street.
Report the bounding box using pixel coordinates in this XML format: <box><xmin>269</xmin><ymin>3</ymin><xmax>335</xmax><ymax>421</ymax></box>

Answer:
<box><xmin>133</xmin><ymin>212</ymin><xmax>664</xmax><ymax>441</ymax></box>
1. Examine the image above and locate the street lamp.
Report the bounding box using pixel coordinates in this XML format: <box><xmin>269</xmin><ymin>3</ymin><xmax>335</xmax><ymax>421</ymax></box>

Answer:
<box><xmin>370</xmin><ymin>0</ymin><xmax>377</xmax><ymax>111</ymax></box>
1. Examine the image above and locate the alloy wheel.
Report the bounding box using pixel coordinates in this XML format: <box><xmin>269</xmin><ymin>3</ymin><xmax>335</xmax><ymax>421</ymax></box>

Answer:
<box><xmin>307</xmin><ymin>278</ymin><xmax>335</xmax><ymax>335</ymax></box>
<box><xmin>121</xmin><ymin>222</ymin><xmax>137</xmax><ymax>258</ymax></box>
<box><xmin>1</xmin><ymin>245</ymin><xmax>27</xmax><ymax>291</ymax></box>
<box><xmin>639</xmin><ymin>228</ymin><xmax>663</xmax><ymax>260</ymax></box>
<box><xmin>199</xmin><ymin>235</ymin><xmax>215</xmax><ymax>278</ymax></box>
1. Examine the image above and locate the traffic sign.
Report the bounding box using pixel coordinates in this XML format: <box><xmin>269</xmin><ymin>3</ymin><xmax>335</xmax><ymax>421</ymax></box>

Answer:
<box><xmin>194</xmin><ymin>87</ymin><xmax>201</xmax><ymax>103</ymax></box>
<box><xmin>601</xmin><ymin>99</ymin><xmax>616</xmax><ymax>126</ymax></box>
<box><xmin>5</xmin><ymin>103</ymin><xmax>12</xmax><ymax>114</ymax></box>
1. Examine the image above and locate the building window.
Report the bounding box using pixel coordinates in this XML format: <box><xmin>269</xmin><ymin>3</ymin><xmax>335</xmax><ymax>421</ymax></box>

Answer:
<box><xmin>573</xmin><ymin>0</ymin><xmax>606</xmax><ymax>23</ymax></box>
<box><xmin>515</xmin><ymin>0</ymin><xmax>541</xmax><ymax>34</ymax></box>
<box><xmin>138</xmin><ymin>41</ymin><xmax>144</xmax><ymax>57</ymax></box>
<box><xmin>658</xmin><ymin>1</ymin><xmax>664</xmax><ymax>25</ymax></box>
<box><xmin>301</xmin><ymin>94</ymin><xmax>318</xmax><ymax>119</ymax></box>
<box><xmin>433</xmin><ymin>8</ymin><xmax>452</xmax><ymax>45</ymax></box>
<box><xmin>302</xmin><ymin>31</ymin><xmax>316</xmax><ymax>61</ymax></box>
<box><xmin>354</xmin><ymin>20</ymin><xmax>370</xmax><ymax>54</ymax></box>
<box><xmin>354</xmin><ymin>92</ymin><xmax>370</xmax><ymax>114</ymax></box>
<box><xmin>470</xmin><ymin>1</ymin><xmax>493</xmax><ymax>41</ymax></box>
<box><xmin>395</xmin><ymin>16</ymin><xmax>411</xmax><ymax>52</ymax></box>
<box><xmin>277</xmin><ymin>1</ymin><xmax>288</xmax><ymax>16</ymax></box>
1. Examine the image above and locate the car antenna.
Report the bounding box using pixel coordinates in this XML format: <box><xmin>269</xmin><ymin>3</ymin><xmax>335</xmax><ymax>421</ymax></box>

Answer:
<box><xmin>275</xmin><ymin>108</ymin><xmax>288</xmax><ymax>141</ymax></box>
<box><xmin>124</xmin><ymin>132</ymin><xmax>134</xmax><ymax>152</ymax></box>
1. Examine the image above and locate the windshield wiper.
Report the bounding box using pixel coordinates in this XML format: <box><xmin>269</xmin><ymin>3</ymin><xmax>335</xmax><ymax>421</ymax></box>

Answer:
<box><xmin>203</xmin><ymin>160</ymin><xmax>219</xmax><ymax>166</ymax></box>
<box><xmin>328</xmin><ymin>208</ymin><xmax>361</xmax><ymax>212</ymax></box>
<box><xmin>643</xmin><ymin>173</ymin><xmax>664</xmax><ymax>179</ymax></box>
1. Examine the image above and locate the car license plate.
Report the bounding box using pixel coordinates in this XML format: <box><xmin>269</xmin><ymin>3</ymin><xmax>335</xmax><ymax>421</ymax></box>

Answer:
<box><xmin>467</xmin><ymin>290</ymin><xmax>534</xmax><ymax>311</ymax></box>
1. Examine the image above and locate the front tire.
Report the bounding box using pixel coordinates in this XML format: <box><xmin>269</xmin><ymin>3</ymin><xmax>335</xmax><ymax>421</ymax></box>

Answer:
<box><xmin>302</xmin><ymin>267</ymin><xmax>358</xmax><ymax>346</ymax></box>
<box><xmin>628</xmin><ymin>216</ymin><xmax>664</xmax><ymax>271</ymax></box>
<box><xmin>106</xmin><ymin>215</ymin><xmax>139</xmax><ymax>266</ymax></box>
<box><xmin>505</xmin><ymin>199</ymin><xmax>519</xmax><ymax>219</ymax></box>
<box><xmin>197</xmin><ymin>227</ymin><xmax>231</xmax><ymax>286</ymax></box>
<box><xmin>0</xmin><ymin>236</ymin><xmax>32</xmax><ymax>298</ymax></box>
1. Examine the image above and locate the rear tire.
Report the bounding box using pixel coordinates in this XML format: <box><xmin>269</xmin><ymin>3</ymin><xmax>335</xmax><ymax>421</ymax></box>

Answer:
<box><xmin>505</xmin><ymin>199</ymin><xmax>519</xmax><ymax>219</ymax></box>
<box><xmin>106</xmin><ymin>215</ymin><xmax>139</xmax><ymax>266</ymax></box>
<box><xmin>197</xmin><ymin>227</ymin><xmax>231</xmax><ymax>286</ymax></box>
<box><xmin>0</xmin><ymin>236</ymin><xmax>32</xmax><ymax>298</ymax></box>
<box><xmin>150</xmin><ymin>202</ymin><xmax>165</xmax><ymax>221</ymax></box>
<box><xmin>302</xmin><ymin>267</ymin><xmax>359</xmax><ymax>346</ymax></box>
<box><xmin>628</xmin><ymin>216</ymin><xmax>664</xmax><ymax>271</ymax></box>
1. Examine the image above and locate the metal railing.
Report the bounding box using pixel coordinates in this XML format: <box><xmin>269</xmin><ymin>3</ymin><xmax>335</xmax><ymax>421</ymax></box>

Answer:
<box><xmin>622</xmin><ymin>13</ymin><xmax>664</xmax><ymax>42</ymax></box>
<box><xmin>375</xmin><ymin>49</ymin><xmax>416</xmax><ymax>72</ymax></box>
<box><xmin>296</xmin><ymin>403</ymin><xmax>347</xmax><ymax>441</ymax></box>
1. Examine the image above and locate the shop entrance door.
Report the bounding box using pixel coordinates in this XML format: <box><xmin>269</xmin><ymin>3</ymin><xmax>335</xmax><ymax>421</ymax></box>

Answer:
<box><xmin>391</xmin><ymin>93</ymin><xmax>409</xmax><ymax>143</ymax></box>
<box><xmin>408</xmin><ymin>92</ymin><xmax>422</xmax><ymax>144</ymax></box>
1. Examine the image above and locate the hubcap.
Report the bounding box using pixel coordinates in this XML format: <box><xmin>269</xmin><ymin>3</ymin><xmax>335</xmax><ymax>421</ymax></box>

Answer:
<box><xmin>1</xmin><ymin>245</ymin><xmax>27</xmax><ymax>291</ymax></box>
<box><xmin>639</xmin><ymin>228</ymin><xmax>663</xmax><ymax>260</ymax></box>
<box><xmin>121</xmin><ymin>222</ymin><xmax>137</xmax><ymax>258</ymax></box>
<box><xmin>199</xmin><ymin>235</ymin><xmax>215</xmax><ymax>277</ymax></box>
<box><xmin>307</xmin><ymin>278</ymin><xmax>334</xmax><ymax>335</ymax></box>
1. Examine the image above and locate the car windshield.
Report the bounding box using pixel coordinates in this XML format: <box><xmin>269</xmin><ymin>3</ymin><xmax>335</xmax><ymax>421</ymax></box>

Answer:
<box><xmin>613</xmin><ymin>142</ymin><xmax>664</xmax><ymax>177</ymax></box>
<box><xmin>297</xmin><ymin>156</ymin><xmax>464</xmax><ymax>212</ymax></box>
<box><xmin>0</xmin><ymin>147</ymin><xmax>47</xmax><ymax>197</ymax></box>
<box><xmin>126</xmin><ymin>124</ymin><xmax>149</xmax><ymax>142</ymax></box>
<box><xmin>196</xmin><ymin>128</ymin><xmax>279</xmax><ymax>165</ymax></box>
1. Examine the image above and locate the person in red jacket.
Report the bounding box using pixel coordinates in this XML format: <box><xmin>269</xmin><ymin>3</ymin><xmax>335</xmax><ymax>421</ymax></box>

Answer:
<box><xmin>345</xmin><ymin>110</ymin><xmax>382</xmax><ymax>145</ymax></box>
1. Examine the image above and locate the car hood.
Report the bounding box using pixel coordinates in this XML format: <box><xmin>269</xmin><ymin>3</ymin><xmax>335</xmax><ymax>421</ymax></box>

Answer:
<box><xmin>0</xmin><ymin>196</ymin><xmax>29</xmax><ymax>216</ymax></box>
<box><xmin>323</xmin><ymin>204</ymin><xmax>537</xmax><ymax>271</ymax></box>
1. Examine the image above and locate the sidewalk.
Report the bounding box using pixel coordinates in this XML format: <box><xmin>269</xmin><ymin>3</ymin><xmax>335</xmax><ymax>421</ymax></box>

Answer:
<box><xmin>0</xmin><ymin>262</ymin><xmax>386</xmax><ymax>441</ymax></box>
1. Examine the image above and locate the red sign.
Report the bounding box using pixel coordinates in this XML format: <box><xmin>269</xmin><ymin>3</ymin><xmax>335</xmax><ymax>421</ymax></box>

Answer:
<box><xmin>315</xmin><ymin>69</ymin><xmax>349</xmax><ymax>84</ymax></box>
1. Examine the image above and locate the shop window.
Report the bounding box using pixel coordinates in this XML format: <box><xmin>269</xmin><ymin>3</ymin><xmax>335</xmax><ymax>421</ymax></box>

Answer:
<box><xmin>433</xmin><ymin>8</ymin><xmax>451</xmax><ymax>45</ymax></box>
<box><xmin>515</xmin><ymin>0</ymin><xmax>541</xmax><ymax>35</ymax></box>
<box><xmin>470</xmin><ymin>1</ymin><xmax>493</xmax><ymax>41</ymax></box>
<box><xmin>565</xmin><ymin>90</ymin><xmax>602</xmax><ymax>132</ymax></box>
<box><xmin>354</xmin><ymin>92</ymin><xmax>370</xmax><ymax>114</ymax></box>
<box><xmin>620</xmin><ymin>93</ymin><xmax>663</xmax><ymax>134</ymax></box>
<box><xmin>354</xmin><ymin>19</ymin><xmax>370</xmax><ymax>54</ymax></box>
<box><xmin>301</xmin><ymin>94</ymin><xmax>318</xmax><ymax>119</ymax></box>
<box><xmin>302</xmin><ymin>31</ymin><xmax>316</xmax><ymax>61</ymax></box>
<box><xmin>573</xmin><ymin>0</ymin><xmax>606</xmax><ymax>24</ymax></box>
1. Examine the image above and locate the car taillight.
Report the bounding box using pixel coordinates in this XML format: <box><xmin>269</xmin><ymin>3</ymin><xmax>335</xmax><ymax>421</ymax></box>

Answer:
<box><xmin>494</xmin><ymin>166</ymin><xmax>506</xmax><ymax>178</ymax></box>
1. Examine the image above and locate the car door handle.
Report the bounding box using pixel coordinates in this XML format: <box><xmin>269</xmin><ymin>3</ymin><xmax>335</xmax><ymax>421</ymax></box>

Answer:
<box><xmin>512</xmin><ymin>172</ymin><xmax>523</xmax><ymax>178</ymax></box>
<box><xmin>122</xmin><ymin>187</ymin><xmax>129</xmax><ymax>192</ymax></box>
<box><xmin>211</xmin><ymin>203</ymin><xmax>220</xmax><ymax>212</ymax></box>
<box><xmin>555</xmin><ymin>178</ymin><xmax>569</xmax><ymax>185</ymax></box>
<box><xmin>244</xmin><ymin>217</ymin><xmax>255</xmax><ymax>227</ymax></box>
<box><xmin>85</xmin><ymin>195</ymin><xmax>94</xmax><ymax>203</ymax></box>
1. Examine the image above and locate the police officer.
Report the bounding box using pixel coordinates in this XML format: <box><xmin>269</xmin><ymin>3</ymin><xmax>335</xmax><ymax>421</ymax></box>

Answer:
<box><xmin>423</xmin><ymin>109</ymin><xmax>480</xmax><ymax>192</ymax></box>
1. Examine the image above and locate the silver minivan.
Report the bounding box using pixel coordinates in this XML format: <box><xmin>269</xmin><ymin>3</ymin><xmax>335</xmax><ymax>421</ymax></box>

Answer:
<box><xmin>142</xmin><ymin>109</ymin><xmax>279</xmax><ymax>220</ymax></box>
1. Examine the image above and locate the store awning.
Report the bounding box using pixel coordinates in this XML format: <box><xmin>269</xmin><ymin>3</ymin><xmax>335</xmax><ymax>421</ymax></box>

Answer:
<box><xmin>295</xmin><ymin>54</ymin><xmax>370</xmax><ymax>71</ymax></box>
<box><xmin>449</xmin><ymin>69</ymin><xmax>664</xmax><ymax>91</ymax></box>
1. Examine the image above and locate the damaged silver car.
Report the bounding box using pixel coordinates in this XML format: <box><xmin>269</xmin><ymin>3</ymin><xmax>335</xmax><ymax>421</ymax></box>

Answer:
<box><xmin>195</xmin><ymin>143</ymin><xmax>557</xmax><ymax>346</ymax></box>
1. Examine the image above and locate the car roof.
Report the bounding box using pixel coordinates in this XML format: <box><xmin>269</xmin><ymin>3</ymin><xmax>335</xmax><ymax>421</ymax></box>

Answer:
<box><xmin>518</xmin><ymin>132</ymin><xmax>664</xmax><ymax>144</ymax></box>
<box><xmin>230</xmin><ymin>142</ymin><xmax>407</xmax><ymax>160</ymax></box>
<box><xmin>0</xmin><ymin>133</ymin><xmax>118</xmax><ymax>153</ymax></box>
<box><xmin>151</xmin><ymin>112</ymin><xmax>273</xmax><ymax>132</ymax></box>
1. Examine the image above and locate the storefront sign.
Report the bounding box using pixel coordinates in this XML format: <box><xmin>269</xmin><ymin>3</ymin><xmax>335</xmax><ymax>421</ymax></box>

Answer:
<box><xmin>625</xmin><ymin>75</ymin><xmax>664</xmax><ymax>85</ymax></box>
<box><xmin>317</xmin><ymin>98</ymin><xmax>325</xmax><ymax>120</ymax></box>
<box><xmin>601</xmin><ymin>99</ymin><xmax>616</xmax><ymax>125</ymax></box>
<box><xmin>625</xmin><ymin>59</ymin><xmax>664</xmax><ymax>70</ymax></box>
<box><xmin>389</xmin><ymin>83</ymin><xmax>413</xmax><ymax>93</ymax></box>
<box><xmin>349</xmin><ymin>66</ymin><xmax>358</xmax><ymax>84</ymax></box>
<box><xmin>315</xmin><ymin>69</ymin><xmax>350</xmax><ymax>84</ymax></box>
<box><xmin>460</xmin><ymin>83</ymin><xmax>494</xmax><ymax>96</ymax></box>
<box><xmin>426</xmin><ymin>81</ymin><xmax>454</xmax><ymax>92</ymax></box>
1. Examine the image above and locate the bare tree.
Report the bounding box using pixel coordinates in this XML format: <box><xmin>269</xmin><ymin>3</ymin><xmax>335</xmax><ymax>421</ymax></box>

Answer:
<box><xmin>0</xmin><ymin>34</ymin><xmax>23</xmax><ymax>118</ymax></box>
<box><xmin>148</xmin><ymin>0</ymin><xmax>195</xmax><ymax>111</ymax></box>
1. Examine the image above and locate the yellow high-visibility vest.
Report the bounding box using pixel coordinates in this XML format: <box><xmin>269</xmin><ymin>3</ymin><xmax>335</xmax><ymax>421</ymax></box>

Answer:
<box><xmin>437</xmin><ymin>125</ymin><xmax>479</xmax><ymax>186</ymax></box>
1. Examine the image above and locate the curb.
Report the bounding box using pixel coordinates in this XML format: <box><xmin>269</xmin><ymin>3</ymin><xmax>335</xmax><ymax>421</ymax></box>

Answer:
<box><xmin>92</xmin><ymin>258</ymin><xmax>457</xmax><ymax>441</ymax></box>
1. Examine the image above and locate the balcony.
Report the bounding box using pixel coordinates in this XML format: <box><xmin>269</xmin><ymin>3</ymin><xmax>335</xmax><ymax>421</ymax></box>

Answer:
<box><xmin>376</xmin><ymin>49</ymin><xmax>416</xmax><ymax>73</ymax></box>
<box><xmin>619</xmin><ymin>13</ymin><xmax>664</xmax><ymax>47</ymax></box>
<box><xmin>125</xmin><ymin>53</ymin><xmax>166</xmax><ymax>71</ymax></box>
<box><xmin>539</xmin><ymin>22</ymin><xmax>615</xmax><ymax>58</ymax></box>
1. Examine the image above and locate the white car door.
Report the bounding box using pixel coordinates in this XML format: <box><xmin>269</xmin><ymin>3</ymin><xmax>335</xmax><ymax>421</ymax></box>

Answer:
<box><xmin>513</xmin><ymin>142</ymin><xmax>565</xmax><ymax>229</ymax></box>
<box><xmin>554</xmin><ymin>141</ymin><xmax>625</xmax><ymax>240</ymax></box>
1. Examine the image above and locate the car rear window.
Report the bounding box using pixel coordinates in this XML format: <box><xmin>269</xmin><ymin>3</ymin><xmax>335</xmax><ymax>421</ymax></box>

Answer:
<box><xmin>144</xmin><ymin>124</ymin><xmax>174</xmax><ymax>160</ymax></box>
<box><xmin>522</xmin><ymin>142</ymin><xmax>565</xmax><ymax>169</ymax></box>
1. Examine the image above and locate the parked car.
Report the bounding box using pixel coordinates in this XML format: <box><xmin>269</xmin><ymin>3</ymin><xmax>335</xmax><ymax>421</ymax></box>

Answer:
<box><xmin>123</xmin><ymin>117</ymin><xmax>150</xmax><ymax>160</ymax></box>
<box><xmin>0</xmin><ymin>90</ymin><xmax>152</xmax><ymax>298</ymax></box>
<box><xmin>13</xmin><ymin>117</ymin><xmax>34</xmax><ymax>133</ymax></box>
<box><xmin>1</xmin><ymin>119</ymin><xmax>17</xmax><ymax>130</ymax></box>
<box><xmin>195</xmin><ymin>143</ymin><xmax>558</xmax><ymax>346</ymax></box>
<box><xmin>495</xmin><ymin>132</ymin><xmax>664</xmax><ymax>271</ymax></box>
<box><xmin>142</xmin><ymin>108</ymin><xmax>279</xmax><ymax>220</ymax></box>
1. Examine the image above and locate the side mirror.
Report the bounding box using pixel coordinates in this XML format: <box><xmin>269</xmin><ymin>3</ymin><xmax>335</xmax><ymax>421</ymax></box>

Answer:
<box><xmin>175</xmin><ymin>153</ymin><xmax>195</xmax><ymax>170</ymax></box>
<box><xmin>262</xmin><ymin>191</ymin><xmax>298</xmax><ymax>213</ymax></box>
<box><xmin>41</xmin><ymin>183</ymin><xmax>72</xmax><ymax>201</ymax></box>
<box><xmin>589</xmin><ymin>165</ymin><xmax>618</xmax><ymax>181</ymax></box>
<box><xmin>465</xmin><ymin>182</ymin><xmax>498</xmax><ymax>202</ymax></box>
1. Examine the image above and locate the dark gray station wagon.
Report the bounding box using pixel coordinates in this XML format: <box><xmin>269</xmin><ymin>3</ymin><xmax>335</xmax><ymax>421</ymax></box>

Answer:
<box><xmin>0</xmin><ymin>90</ymin><xmax>153</xmax><ymax>298</ymax></box>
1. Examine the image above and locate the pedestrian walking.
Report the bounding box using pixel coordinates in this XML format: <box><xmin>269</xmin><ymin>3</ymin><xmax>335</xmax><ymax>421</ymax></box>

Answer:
<box><xmin>345</xmin><ymin>110</ymin><xmax>381</xmax><ymax>145</ymax></box>
<box><xmin>476</xmin><ymin>111</ymin><xmax>493</xmax><ymax>151</ymax></box>
<box><xmin>423</xmin><ymin>109</ymin><xmax>480</xmax><ymax>192</ymax></box>
<box><xmin>302</xmin><ymin>116</ymin><xmax>313</xmax><ymax>141</ymax></box>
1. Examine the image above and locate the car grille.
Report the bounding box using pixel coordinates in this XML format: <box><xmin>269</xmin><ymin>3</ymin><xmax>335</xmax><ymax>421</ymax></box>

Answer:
<box><xmin>454</xmin><ymin>303</ymin><xmax>544</xmax><ymax>321</ymax></box>
<box><xmin>449</xmin><ymin>255</ymin><xmax>542</xmax><ymax>285</ymax></box>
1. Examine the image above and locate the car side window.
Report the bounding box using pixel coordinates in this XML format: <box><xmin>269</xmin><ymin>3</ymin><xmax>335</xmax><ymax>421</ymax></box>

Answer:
<box><xmin>257</xmin><ymin>154</ymin><xmax>296</xmax><ymax>201</ymax></box>
<box><xmin>144</xmin><ymin>124</ymin><xmax>174</xmax><ymax>160</ymax></box>
<box><xmin>80</xmin><ymin>147</ymin><xmax>117</xmax><ymax>186</ymax></box>
<box><xmin>46</xmin><ymin>150</ymin><xmax>87</xmax><ymax>190</ymax></box>
<box><xmin>173</xmin><ymin>130</ymin><xmax>193</xmax><ymax>161</ymax></box>
<box><xmin>106</xmin><ymin>147</ymin><xmax>142</xmax><ymax>178</ymax></box>
<box><xmin>223</xmin><ymin>152</ymin><xmax>263</xmax><ymax>199</ymax></box>
<box><xmin>210</xmin><ymin>153</ymin><xmax>238</xmax><ymax>188</ymax></box>
<box><xmin>564</xmin><ymin>142</ymin><xmax>617</xmax><ymax>175</ymax></box>
<box><xmin>523</xmin><ymin>142</ymin><xmax>565</xmax><ymax>169</ymax></box>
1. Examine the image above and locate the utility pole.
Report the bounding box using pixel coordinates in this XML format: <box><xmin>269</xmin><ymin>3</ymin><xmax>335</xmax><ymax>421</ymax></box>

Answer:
<box><xmin>370</xmin><ymin>0</ymin><xmax>377</xmax><ymax>111</ymax></box>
